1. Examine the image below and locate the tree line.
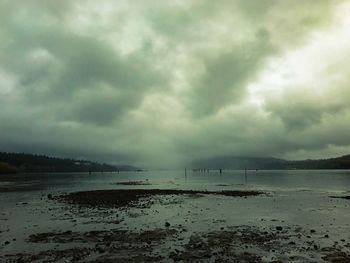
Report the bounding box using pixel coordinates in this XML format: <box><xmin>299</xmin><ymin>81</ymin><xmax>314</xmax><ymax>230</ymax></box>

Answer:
<box><xmin>0</xmin><ymin>152</ymin><xmax>136</xmax><ymax>174</ymax></box>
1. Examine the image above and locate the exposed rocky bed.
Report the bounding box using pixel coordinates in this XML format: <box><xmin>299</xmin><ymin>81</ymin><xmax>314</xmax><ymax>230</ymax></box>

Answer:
<box><xmin>54</xmin><ymin>189</ymin><xmax>264</xmax><ymax>209</ymax></box>
<box><xmin>168</xmin><ymin>225</ymin><xmax>350</xmax><ymax>262</ymax></box>
<box><xmin>4</xmin><ymin>225</ymin><xmax>350</xmax><ymax>262</ymax></box>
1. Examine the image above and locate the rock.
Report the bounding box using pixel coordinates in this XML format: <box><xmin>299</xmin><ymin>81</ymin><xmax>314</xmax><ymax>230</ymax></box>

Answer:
<box><xmin>322</xmin><ymin>251</ymin><xmax>350</xmax><ymax>262</ymax></box>
<box><xmin>4</xmin><ymin>241</ymin><xmax>10</xmax><ymax>245</ymax></box>
<box><xmin>95</xmin><ymin>244</ymin><xmax>105</xmax><ymax>253</ymax></box>
<box><xmin>310</xmin><ymin>229</ymin><xmax>316</xmax><ymax>233</ymax></box>
<box><xmin>48</xmin><ymin>194</ymin><xmax>53</xmax><ymax>200</ymax></box>
<box><xmin>165</xmin><ymin>222</ymin><xmax>171</xmax><ymax>227</ymax></box>
<box><xmin>324</xmin><ymin>234</ymin><xmax>329</xmax><ymax>238</ymax></box>
<box><xmin>276</xmin><ymin>226</ymin><xmax>283</xmax><ymax>231</ymax></box>
<box><xmin>321</xmin><ymin>247</ymin><xmax>334</xmax><ymax>252</ymax></box>
<box><xmin>295</xmin><ymin>227</ymin><xmax>302</xmax><ymax>232</ymax></box>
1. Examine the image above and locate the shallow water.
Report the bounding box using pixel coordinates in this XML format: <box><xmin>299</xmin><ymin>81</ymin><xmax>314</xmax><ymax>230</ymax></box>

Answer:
<box><xmin>1</xmin><ymin>169</ymin><xmax>350</xmax><ymax>193</ymax></box>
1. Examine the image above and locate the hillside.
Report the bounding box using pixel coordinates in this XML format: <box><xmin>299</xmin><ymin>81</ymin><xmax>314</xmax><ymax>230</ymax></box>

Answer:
<box><xmin>192</xmin><ymin>155</ymin><xmax>350</xmax><ymax>170</ymax></box>
<box><xmin>0</xmin><ymin>152</ymin><xmax>138</xmax><ymax>174</ymax></box>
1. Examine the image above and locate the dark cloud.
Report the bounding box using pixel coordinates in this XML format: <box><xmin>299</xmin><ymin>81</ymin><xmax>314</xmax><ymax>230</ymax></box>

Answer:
<box><xmin>1</xmin><ymin>0</ymin><xmax>350</xmax><ymax>167</ymax></box>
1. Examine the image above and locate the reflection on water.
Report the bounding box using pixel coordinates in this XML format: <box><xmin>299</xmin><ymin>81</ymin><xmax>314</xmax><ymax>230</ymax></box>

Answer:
<box><xmin>1</xmin><ymin>169</ymin><xmax>350</xmax><ymax>193</ymax></box>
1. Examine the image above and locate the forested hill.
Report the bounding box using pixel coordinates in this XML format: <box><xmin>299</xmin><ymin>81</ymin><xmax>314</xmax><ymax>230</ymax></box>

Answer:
<box><xmin>288</xmin><ymin>154</ymin><xmax>350</xmax><ymax>169</ymax></box>
<box><xmin>192</xmin><ymin>155</ymin><xmax>350</xmax><ymax>170</ymax></box>
<box><xmin>0</xmin><ymin>152</ymin><xmax>138</xmax><ymax>174</ymax></box>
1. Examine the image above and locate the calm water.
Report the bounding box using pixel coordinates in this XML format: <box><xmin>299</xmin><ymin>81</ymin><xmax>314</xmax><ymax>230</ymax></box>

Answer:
<box><xmin>1</xmin><ymin>169</ymin><xmax>350</xmax><ymax>194</ymax></box>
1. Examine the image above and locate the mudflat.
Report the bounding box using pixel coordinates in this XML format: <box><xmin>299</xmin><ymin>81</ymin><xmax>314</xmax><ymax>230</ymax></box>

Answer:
<box><xmin>1</xmin><ymin>171</ymin><xmax>350</xmax><ymax>262</ymax></box>
<box><xmin>1</xmin><ymin>187</ymin><xmax>350</xmax><ymax>262</ymax></box>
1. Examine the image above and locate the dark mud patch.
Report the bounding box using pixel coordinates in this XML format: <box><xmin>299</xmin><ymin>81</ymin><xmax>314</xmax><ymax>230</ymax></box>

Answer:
<box><xmin>6</xmin><ymin>228</ymin><xmax>177</xmax><ymax>262</ymax></box>
<box><xmin>6</xmin><ymin>250</ymin><xmax>164</xmax><ymax>263</ymax></box>
<box><xmin>113</xmin><ymin>180</ymin><xmax>151</xmax><ymax>186</ymax></box>
<box><xmin>28</xmin><ymin>228</ymin><xmax>177</xmax><ymax>244</ymax></box>
<box><xmin>329</xmin><ymin>195</ymin><xmax>350</xmax><ymax>200</ymax></box>
<box><xmin>216</xmin><ymin>183</ymin><xmax>244</xmax><ymax>187</ymax></box>
<box><xmin>55</xmin><ymin>189</ymin><xmax>264</xmax><ymax>208</ymax></box>
<box><xmin>5</xmin><ymin>247</ymin><xmax>163</xmax><ymax>263</ymax></box>
<box><xmin>5</xmin><ymin>247</ymin><xmax>92</xmax><ymax>263</ymax></box>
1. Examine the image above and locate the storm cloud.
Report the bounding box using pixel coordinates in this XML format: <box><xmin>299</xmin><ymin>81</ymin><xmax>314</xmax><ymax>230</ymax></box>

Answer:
<box><xmin>1</xmin><ymin>0</ymin><xmax>350</xmax><ymax>167</ymax></box>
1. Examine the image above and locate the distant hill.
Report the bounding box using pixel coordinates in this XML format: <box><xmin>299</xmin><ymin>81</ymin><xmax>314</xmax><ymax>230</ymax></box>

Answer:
<box><xmin>0</xmin><ymin>152</ymin><xmax>138</xmax><ymax>174</ymax></box>
<box><xmin>192</xmin><ymin>155</ymin><xmax>350</xmax><ymax>170</ymax></box>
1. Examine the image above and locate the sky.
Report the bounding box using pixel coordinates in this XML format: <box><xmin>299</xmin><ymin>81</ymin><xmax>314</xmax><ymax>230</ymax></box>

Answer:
<box><xmin>1</xmin><ymin>0</ymin><xmax>350</xmax><ymax>168</ymax></box>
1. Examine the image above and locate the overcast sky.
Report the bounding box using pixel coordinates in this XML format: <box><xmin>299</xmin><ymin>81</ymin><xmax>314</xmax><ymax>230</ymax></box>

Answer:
<box><xmin>1</xmin><ymin>0</ymin><xmax>350</xmax><ymax>168</ymax></box>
